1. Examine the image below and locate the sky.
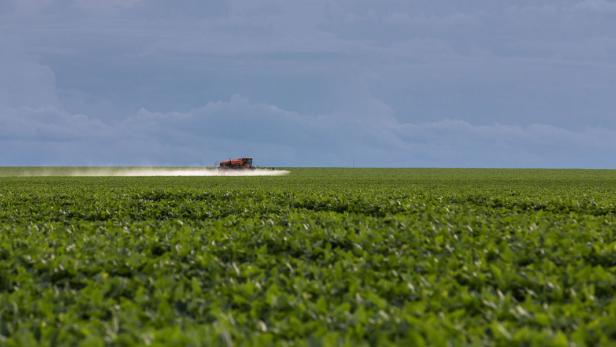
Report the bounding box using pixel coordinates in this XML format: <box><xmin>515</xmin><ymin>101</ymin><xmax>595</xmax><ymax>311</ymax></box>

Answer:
<box><xmin>1</xmin><ymin>0</ymin><xmax>615</xmax><ymax>167</ymax></box>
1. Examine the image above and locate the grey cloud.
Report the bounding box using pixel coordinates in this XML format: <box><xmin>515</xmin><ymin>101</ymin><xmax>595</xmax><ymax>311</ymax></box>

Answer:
<box><xmin>575</xmin><ymin>0</ymin><xmax>616</xmax><ymax>12</ymax></box>
<box><xmin>3</xmin><ymin>92</ymin><xmax>616</xmax><ymax>167</ymax></box>
<box><xmin>0</xmin><ymin>39</ymin><xmax>60</xmax><ymax>108</ymax></box>
<box><xmin>1</xmin><ymin>0</ymin><xmax>615</xmax><ymax>167</ymax></box>
<box><xmin>132</xmin><ymin>0</ymin><xmax>229</xmax><ymax>19</ymax></box>
<box><xmin>0</xmin><ymin>106</ymin><xmax>111</xmax><ymax>141</ymax></box>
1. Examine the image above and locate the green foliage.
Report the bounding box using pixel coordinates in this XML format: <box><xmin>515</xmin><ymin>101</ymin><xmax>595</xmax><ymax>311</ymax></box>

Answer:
<box><xmin>0</xmin><ymin>168</ymin><xmax>616</xmax><ymax>346</ymax></box>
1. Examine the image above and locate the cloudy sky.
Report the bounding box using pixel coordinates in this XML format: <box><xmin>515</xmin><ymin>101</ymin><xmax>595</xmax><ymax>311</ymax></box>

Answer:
<box><xmin>1</xmin><ymin>0</ymin><xmax>615</xmax><ymax>167</ymax></box>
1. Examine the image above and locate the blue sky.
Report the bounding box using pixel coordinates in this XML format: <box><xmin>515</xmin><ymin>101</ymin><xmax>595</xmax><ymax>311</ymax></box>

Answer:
<box><xmin>1</xmin><ymin>0</ymin><xmax>615</xmax><ymax>167</ymax></box>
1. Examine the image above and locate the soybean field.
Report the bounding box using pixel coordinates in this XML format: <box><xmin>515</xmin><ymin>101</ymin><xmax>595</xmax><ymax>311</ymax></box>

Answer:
<box><xmin>1</xmin><ymin>168</ymin><xmax>616</xmax><ymax>346</ymax></box>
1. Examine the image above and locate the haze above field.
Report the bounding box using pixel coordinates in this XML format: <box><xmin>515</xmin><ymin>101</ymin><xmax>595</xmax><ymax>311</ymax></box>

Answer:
<box><xmin>1</xmin><ymin>0</ymin><xmax>615</xmax><ymax>167</ymax></box>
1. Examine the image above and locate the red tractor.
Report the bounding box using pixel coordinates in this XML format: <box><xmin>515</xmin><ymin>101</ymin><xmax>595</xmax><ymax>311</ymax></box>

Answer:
<box><xmin>218</xmin><ymin>157</ymin><xmax>254</xmax><ymax>169</ymax></box>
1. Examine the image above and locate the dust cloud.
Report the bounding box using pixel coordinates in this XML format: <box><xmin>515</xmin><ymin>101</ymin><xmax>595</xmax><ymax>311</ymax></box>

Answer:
<box><xmin>12</xmin><ymin>168</ymin><xmax>290</xmax><ymax>177</ymax></box>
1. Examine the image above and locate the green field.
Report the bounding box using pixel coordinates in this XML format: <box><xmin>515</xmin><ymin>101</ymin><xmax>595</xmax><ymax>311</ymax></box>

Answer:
<box><xmin>1</xmin><ymin>168</ymin><xmax>616</xmax><ymax>346</ymax></box>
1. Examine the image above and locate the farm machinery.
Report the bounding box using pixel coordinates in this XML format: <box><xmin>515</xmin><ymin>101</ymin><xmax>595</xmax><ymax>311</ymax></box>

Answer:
<box><xmin>218</xmin><ymin>157</ymin><xmax>254</xmax><ymax>170</ymax></box>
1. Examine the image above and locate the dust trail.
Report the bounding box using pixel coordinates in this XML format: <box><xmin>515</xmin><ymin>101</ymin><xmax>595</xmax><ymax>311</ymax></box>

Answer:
<box><xmin>11</xmin><ymin>168</ymin><xmax>290</xmax><ymax>177</ymax></box>
<box><xmin>106</xmin><ymin>168</ymin><xmax>290</xmax><ymax>177</ymax></box>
